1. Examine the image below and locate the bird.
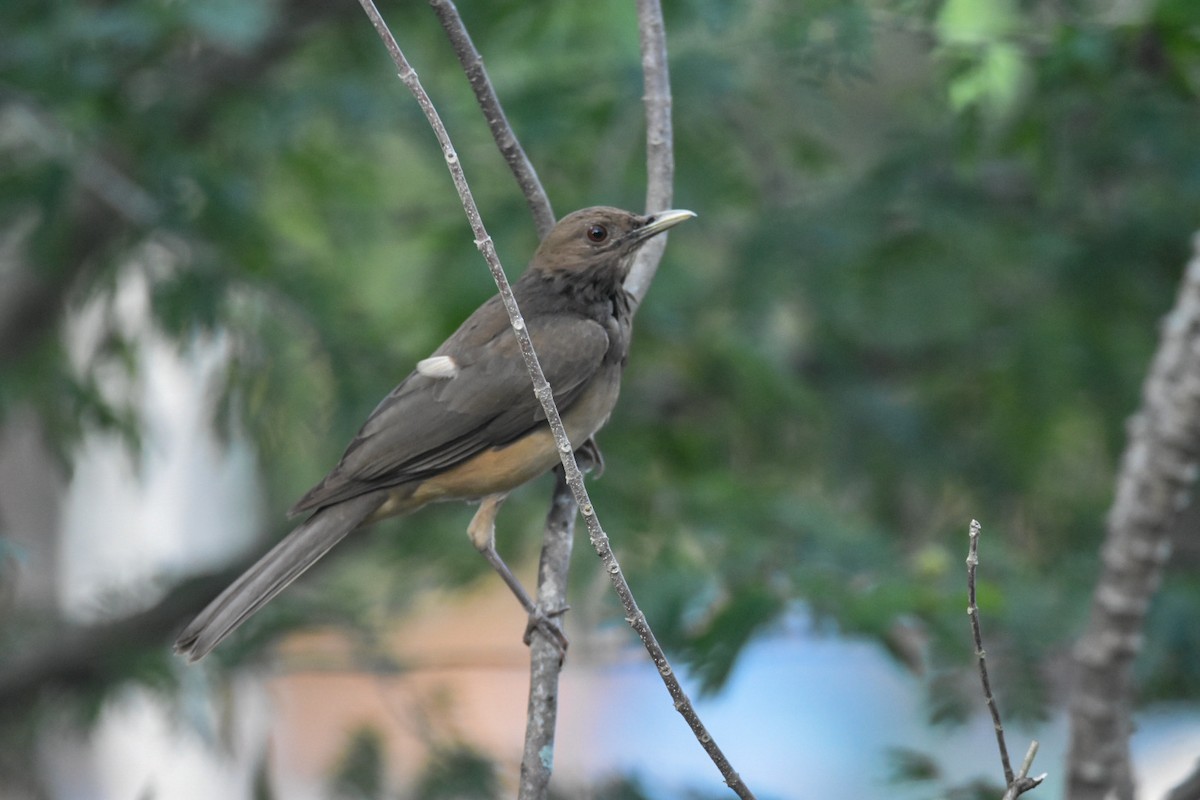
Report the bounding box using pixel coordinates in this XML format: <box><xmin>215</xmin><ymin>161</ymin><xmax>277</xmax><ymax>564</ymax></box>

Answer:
<box><xmin>174</xmin><ymin>206</ymin><xmax>695</xmax><ymax>662</ymax></box>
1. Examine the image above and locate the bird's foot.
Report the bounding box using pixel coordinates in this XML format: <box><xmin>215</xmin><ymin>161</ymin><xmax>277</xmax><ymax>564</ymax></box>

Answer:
<box><xmin>523</xmin><ymin>603</ymin><xmax>570</xmax><ymax>657</ymax></box>
<box><xmin>576</xmin><ymin>437</ymin><xmax>605</xmax><ymax>477</ymax></box>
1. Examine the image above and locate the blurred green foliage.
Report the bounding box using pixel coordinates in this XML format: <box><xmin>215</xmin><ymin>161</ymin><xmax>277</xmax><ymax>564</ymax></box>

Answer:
<box><xmin>888</xmin><ymin>745</ymin><xmax>1006</xmax><ymax>799</ymax></box>
<box><xmin>412</xmin><ymin>744</ymin><xmax>501</xmax><ymax>800</ymax></box>
<box><xmin>3</xmin><ymin>0</ymin><xmax>1200</xmax><ymax>794</ymax></box>
<box><xmin>330</xmin><ymin>726</ymin><xmax>387</xmax><ymax>800</ymax></box>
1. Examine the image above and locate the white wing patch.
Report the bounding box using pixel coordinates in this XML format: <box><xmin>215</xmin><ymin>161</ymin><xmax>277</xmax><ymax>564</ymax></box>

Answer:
<box><xmin>417</xmin><ymin>355</ymin><xmax>459</xmax><ymax>379</ymax></box>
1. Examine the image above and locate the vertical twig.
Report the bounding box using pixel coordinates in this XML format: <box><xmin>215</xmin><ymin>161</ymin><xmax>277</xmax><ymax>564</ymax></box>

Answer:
<box><xmin>518</xmin><ymin>468</ymin><xmax>575</xmax><ymax>798</ymax></box>
<box><xmin>625</xmin><ymin>0</ymin><xmax>679</xmax><ymax>307</ymax></box>
<box><xmin>967</xmin><ymin>520</ymin><xmax>1045</xmax><ymax>799</ymax></box>
<box><xmin>355</xmin><ymin>2</ymin><xmax>755</xmax><ymax>797</ymax></box>
<box><xmin>428</xmin><ymin>0</ymin><xmax>556</xmax><ymax>238</ymax></box>
<box><xmin>967</xmin><ymin>520</ymin><xmax>1015</xmax><ymax>785</ymax></box>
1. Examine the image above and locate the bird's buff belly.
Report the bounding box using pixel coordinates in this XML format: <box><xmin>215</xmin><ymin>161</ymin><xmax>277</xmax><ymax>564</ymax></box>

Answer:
<box><xmin>372</xmin><ymin>369</ymin><xmax>621</xmax><ymax>518</ymax></box>
<box><xmin>410</xmin><ymin>427</ymin><xmax>567</xmax><ymax>502</ymax></box>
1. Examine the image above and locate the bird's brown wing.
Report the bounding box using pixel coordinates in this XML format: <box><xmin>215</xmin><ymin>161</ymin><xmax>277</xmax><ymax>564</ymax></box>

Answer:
<box><xmin>290</xmin><ymin>310</ymin><xmax>611</xmax><ymax>514</ymax></box>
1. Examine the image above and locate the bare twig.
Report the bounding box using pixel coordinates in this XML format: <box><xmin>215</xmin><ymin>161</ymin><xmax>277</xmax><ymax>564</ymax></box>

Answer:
<box><xmin>967</xmin><ymin>520</ymin><xmax>1044</xmax><ymax>799</ymax></box>
<box><xmin>1067</xmin><ymin>233</ymin><xmax>1200</xmax><ymax>800</ymax></box>
<box><xmin>518</xmin><ymin>468</ymin><xmax>575</xmax><ymax>798</ymax></box>
<box><xmin>355</xmin><ymin>3</ymin><xmax>754</xmax><ymax>796</ymax></box>
<box><xmin>428</xmin><ymin>0</ymin><xmax>556</xmax><ymax>238</ymax></box>
<box><xmin>625</xmin><ymin>0</ymin><xmax>680</xmax><ymax>307</ymax></box>
<box><xmin>967</xmin><ymin>520</ymin><xmax>1014</xmax><ymax>784</ymax></box>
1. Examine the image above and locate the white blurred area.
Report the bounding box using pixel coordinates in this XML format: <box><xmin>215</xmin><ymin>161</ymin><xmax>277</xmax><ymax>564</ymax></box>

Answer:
<box><xmin>58</xmin><ymin>256</ymin><xmax>262</xmax><ymax>621</ymax></box>
<box><xmin>3</xmin><ymin>248</ymin><xmax>1199</xmax><ymax>799</ymax></box>
<box><xmin>39</xmin><ymin>680</ymin><xmax>271</xmax><ymax>800</ymax></box>
<box><xmin>1</xmin><ymin>246</ymin><xmax>272</xmax><ymax>799</ymax></box>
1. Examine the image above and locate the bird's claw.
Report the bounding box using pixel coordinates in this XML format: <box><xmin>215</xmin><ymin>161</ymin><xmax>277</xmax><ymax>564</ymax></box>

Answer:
<box><xmin>576</xmin><ymin>437</ymin><xmax>605</xmax><ymax>477</ymax></box>
<box><xmin>523</xmin><ymin>604</ymin><xmax>570</xmax><ymax>657</ymax></box>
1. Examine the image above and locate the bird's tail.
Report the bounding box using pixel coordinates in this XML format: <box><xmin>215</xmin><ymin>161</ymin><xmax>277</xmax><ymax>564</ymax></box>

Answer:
<box><xmin>174</xmin><ymin>493</ymin><xmax>386</xmax><ymax>662</ymax></box>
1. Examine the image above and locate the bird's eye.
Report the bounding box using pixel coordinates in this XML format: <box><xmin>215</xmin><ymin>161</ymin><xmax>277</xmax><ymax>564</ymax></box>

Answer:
<box><xmin>586</xmin><ymin>224</ymin><xmax>609</xmax><ymax>243</ymax></box>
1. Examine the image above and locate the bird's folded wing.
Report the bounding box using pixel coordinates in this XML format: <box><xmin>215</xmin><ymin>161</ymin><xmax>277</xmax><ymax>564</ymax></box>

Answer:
<box><xmin>290</xmin><ymin>313</ymin><xmax>610</xmax><ymax>513</ymax></box>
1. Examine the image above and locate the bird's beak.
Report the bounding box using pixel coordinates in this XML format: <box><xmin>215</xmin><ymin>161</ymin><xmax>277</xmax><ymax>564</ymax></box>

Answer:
<box><xmin>633</xmin><ymin>209</ymin><xmax>697</xmax><ymax>241</ymax></box>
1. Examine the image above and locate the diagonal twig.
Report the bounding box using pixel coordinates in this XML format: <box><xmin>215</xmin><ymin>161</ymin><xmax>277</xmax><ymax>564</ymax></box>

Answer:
<box><xmin>424</xmin><ymin>5</ymin><xmax>574</xmax><ymax>791</ymax></box>
<box><xmin>430</xmin><ymin>2</ymin><xmax>691</xmax><ymax>794</ymax></box>
<box><xmin>428</xmin><ymin>0</ymin><xmax>556</xmax><ymax>238</ymax></box>
<box><xmin>354</xmin><ymin>2</ymin><xmax>754</xmax><ymax>796</ymax></box>
<box><xmin>426</xmin><ymin>5</ymin><xmax>569</xmax><ymax>789</ymax></box>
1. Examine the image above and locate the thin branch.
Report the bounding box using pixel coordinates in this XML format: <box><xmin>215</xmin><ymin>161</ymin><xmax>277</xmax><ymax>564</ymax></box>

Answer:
<box><xmin>518</xmin><ymin>468</ymin><xmax>576</xmax><ymax>798</ymax></box>
<box><xmin>428</xmin><ymin>0</ymin><xmax>556</xmax><ymax>239</ymax></box>
<box><xmin>625</xmin><ymin>0</ymin><xmax>679</xmax><ymax>308</ymax></box>
<box><xmin>355</xmin><ymin>3</ymin><xmax>755</xmax><ymax>797</ymax></box>
<box><xmin>967</xmin><ymin>520</ymin><xmax>1044</xmax><ymax>799</ymax></box>
<box><xmin>967</xmin><ymin>520</ymin><xmax>1014</xmax><ymax>785</ymax></box>
<box><xmin>1066</xmin><ymin>233</ymin><xmax>1200</xmax><ymax>800</ymax></box>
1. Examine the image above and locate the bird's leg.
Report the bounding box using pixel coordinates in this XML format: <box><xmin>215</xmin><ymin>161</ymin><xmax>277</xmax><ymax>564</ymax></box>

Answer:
<box><xmin>467</xmin><ymin>493</ymin><xmax>569</xmax><ymax>654</ymax></box>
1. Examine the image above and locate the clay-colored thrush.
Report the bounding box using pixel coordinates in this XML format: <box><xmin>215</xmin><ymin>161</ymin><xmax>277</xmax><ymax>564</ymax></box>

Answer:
<box><xmin>175</xmin><ymin>206</ymin><xmax>694</xmax><ymax>661</ymax></box>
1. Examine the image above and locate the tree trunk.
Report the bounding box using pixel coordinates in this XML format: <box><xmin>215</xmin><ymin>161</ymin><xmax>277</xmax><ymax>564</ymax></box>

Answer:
<box><xmin>1066</xmin><ymin>233</ymin><xmax>1200</xmax><ymax>799</ymax></box>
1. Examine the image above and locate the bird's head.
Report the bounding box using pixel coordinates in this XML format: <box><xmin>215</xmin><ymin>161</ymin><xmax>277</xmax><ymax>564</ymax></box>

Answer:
<box><xmin>529</xmin><ymin>206</ymin><xmax>696</xmax><ymax>279</ymax></box>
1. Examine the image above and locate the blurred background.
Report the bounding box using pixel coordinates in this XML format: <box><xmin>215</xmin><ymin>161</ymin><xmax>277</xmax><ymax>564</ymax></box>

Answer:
<box><xmin>3</xmin><ymin>0</ymin><xmax>1200</xmax><ymax>797</ymax></box>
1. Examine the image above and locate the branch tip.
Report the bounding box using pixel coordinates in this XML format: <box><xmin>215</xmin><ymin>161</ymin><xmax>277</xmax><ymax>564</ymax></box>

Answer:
<box><xmin>965</xmin><ymin>518</ymin><xmax>1017</xmax><ymax>787</ymax></box>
